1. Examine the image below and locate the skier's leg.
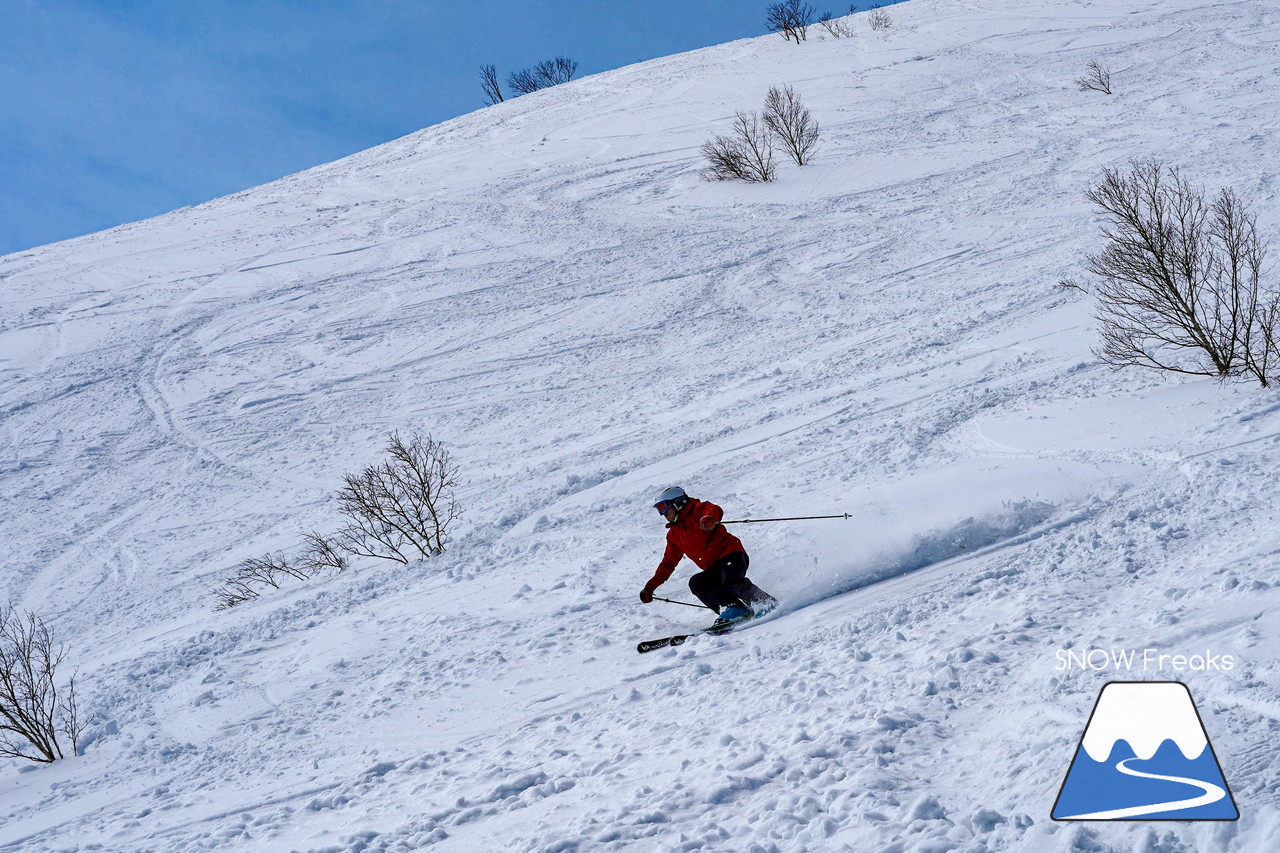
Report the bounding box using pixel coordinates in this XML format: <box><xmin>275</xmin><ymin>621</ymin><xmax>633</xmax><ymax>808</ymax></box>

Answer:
<box><xmin>710</xmin><ymin>553</ymin><xmax>752</xmax><ymax>610</ymax></box>
<box><xmin>718</xmin><ymin>552</ymin><xmax>755</xmax><ymax>605</ymax></box>
<box><xmin>720</xmin><ymin>552</ymin><xmax>776</xmax><ymax>609</ymax></box>
<box><xmin>690</xmin><ymin>554</ymin><xmax>747</xmax><ymax>613</ymax></box>
<box><xmin>688</xmin><ymin>571</ymin><xmax>724</xmax><ymax>612</ymax></box>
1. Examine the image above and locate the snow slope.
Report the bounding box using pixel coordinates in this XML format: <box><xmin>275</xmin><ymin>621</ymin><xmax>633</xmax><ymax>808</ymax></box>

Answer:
<box><xmin>4</xmin><ymin>0</ymin><xmax>1280</xmax><ymax>850</ymax></box>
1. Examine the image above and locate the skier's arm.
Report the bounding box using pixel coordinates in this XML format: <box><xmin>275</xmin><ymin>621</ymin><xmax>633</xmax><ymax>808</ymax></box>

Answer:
<box><xmin>699</xmin><ymin>502</ymin><xmax>724</xmax><ymax>531</ymax></box>
<box><xmin>641</xmin><ymin>539</ymin><xmax>684</xmax><ymax>601</ymax></box>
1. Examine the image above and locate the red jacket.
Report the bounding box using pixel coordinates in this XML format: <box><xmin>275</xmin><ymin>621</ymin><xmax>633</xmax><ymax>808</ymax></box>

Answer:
<box><xmin>647</xmin><ymin>499</ymin><xmax>746</xmax><ymax>590</ymax></box>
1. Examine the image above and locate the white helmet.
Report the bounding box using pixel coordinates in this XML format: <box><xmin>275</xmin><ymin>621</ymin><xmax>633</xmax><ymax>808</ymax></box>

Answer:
<box><xmin>653</xmin><ymin>486</ymin><xmax>688</xmax><ymax>514</ymax></box>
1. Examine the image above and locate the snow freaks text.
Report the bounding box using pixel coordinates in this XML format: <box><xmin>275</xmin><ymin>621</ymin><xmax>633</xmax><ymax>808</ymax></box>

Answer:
<box><xmin>1055</xmin><ymin>648</ymin><xmax>1235</xmax><ymax>673</ymax></box>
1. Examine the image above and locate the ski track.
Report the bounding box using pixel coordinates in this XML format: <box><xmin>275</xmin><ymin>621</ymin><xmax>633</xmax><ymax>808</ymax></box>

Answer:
<box><xmin>5</xmin><ymin>0</ymin><xmax>1280</xmax><ymax>851</ymax></box>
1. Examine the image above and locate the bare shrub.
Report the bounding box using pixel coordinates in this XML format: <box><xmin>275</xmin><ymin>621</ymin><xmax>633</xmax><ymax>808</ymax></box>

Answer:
<box><xmin>763</xmin><ymin>85</ymin><xmax>820</xmax><ymax>165</ymax></box>
<box><xmin>818</xmin><ymin>11</ymin><xmax>854</xmax><ymax>37</ymax></box>
<box><xmin>211</xmin><ymin>433</ymin><xmax>457</xmax><ymax>610</ymax></box>
<box><xmin>480</xmin><ymin>64</ymin><xmax>504</xmax><ymax>105</ymax></box>
<box><xmin>701</xmin><ymin>135</ymin><xmax>753</xmax><ymax>182</ymax></box>
<box><xmin>240</xmin><ymin>552</ymin><xmax>308</xmax><ymax>588</ymax></box>
<box><xmin>1076</xmin><ymin>60</ymin><xmax>1113</xmax><ymax>94</ymax></box>
<box><xmin>507</xmin><ymin>68</ymin><xmax>542</xmax><ymax>95</ymax></box>
<box><xmin>701</xmin><ymin>111</ymin><xmax>776</xmax><ymax>183</ymax></box>
<box><xmin>534</xmin><ymin>56</ymin><xmax>578</xmax><ymax>87</ymax></box>
<box><xmin>336</xmin><ymin>432</ymin><xmax>462</xmax><ymax>564</ymax></box>
<box><xmin>1071</xmin><ymin>162</ymin><xmax>1280</xmax><ymax>386</ymax></box>
<box><xmin>300</xmin><ymin>531</ymin><xmax>347</xmax><ymax>575</ymax></box>
<box><xmin>0</xmin><ymin>605</ymin><xmax>82</xmax><ymax>763</ymax></box>
<box><xmin>212</xmin><ymin>552</ymin><xmax>310</xmax><ymax>611</ymax></box>
<box><xmin>868</xmin><ymin>5</ymin><xmax>892</xmax><ymax>30</ymax></box>
<box><xmin>731</xmin><ymin>112</ymin><xmax>776</xmax><ymax>181</ymax></box>
<box><xmin>508</xmin><ymin>56</ymin><xmax>578</xmax><ymax>95</ymax></box>
<box><xmin>766</xmin><ymin>0</ymin><xmax>817</xmax><ymax>43</ymax></box>
<box><xmin>213</xmin><ymin>580</ymin><xmax>260</xmax><ymax>611</ymax></box>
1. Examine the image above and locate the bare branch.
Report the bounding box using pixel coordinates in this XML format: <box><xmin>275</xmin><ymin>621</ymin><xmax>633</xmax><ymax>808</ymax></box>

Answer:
<box><xmin>868</xmin><ymin>5</ymin><xmax>893</xmax><ymax>30</ymax></box>
<box><xmin>58</xmin><ymin>674</ymin><xmax>80</xmax><ymax>757</ymax></box>
<box><xmin>1079</xmin><ymin>161</ymin><xmax>1280</xmax><ymax>386</ymax></box>
<box><xmin>507</xmin><ymin>68</ymin><xmax>542</xmax><ymax>95</ymax></box>
<box><xmin>701</xmin><ymin>134</ymin><xmax>752</xmax><ymax>182</ymax></box>
<box><xmin>300</xmin><ymin>531</ymin><xmax>347</xmax><ymax>575</ymax></box>
<box><xmin>1076</xmin><ymin>60</ymin><xmax>1113</xmax><ymax>95</ymax></box>
<box><xmin>335</xmin><ymin>432</ymin><xmax>462</xmax><ymax>564</ymax></box>
<box><xmin>534</xmin><ymin>56</ymin><xmax>577</xmax><ymax>87</ymax></box>
<box><xmin>213</xmin><ymin>581</ymin><xmax>260</xmax><ymax>611</ymax></box>
<box><xmin>0</xmin><ymin>604</ymin><xmax>80</xmax><ymax>763</ymax></box>
<box><xmin>818</xmin><ymin>11</ymin><xmax>854</xmax><ymax>38</ymax></box>
<box><xmin>766</xmin><ymin>0</ymin><xmax>817</xmax><ymax>43</ymax></box>
<box><xmin>480</xmin><ymin>64</ymin><xmax>504</xmax><ymax>106</ymax></box>
<box><xmin>763</xmin><ymin>84</ymin><xmax>820</xmax><ymax>165</ymax></box>
<box><xmin>701</xmin><ymin>111</ymin><xmax>776</xmax><ymax>182</ymax></box>
<box><xmin>508</xmin><ymin>57</ymin><xmax>578</xmax><ymax>95</ymax></box>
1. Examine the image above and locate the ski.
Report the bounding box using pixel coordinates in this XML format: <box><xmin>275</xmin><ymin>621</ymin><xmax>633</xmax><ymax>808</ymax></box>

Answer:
<box><xmin>636</xmin><ymin>622</ymin><xmax>733</xmax><ymax>654</ymax></box>
<box><xmin>636</xmin><ymin>605</ymin><xmax>775</xmax><ymax>654</ymax></box>
<box><xmin>636</xmin><ymin>633</ymin><xmax>694</xmax><ymax>654</ymax></box>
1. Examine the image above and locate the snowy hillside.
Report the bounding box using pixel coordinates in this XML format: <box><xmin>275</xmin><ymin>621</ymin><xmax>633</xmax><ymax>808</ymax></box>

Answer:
<box><xmin>5</xmin><ymin>0</ymin><xmax>1280</xmax><ymax>849</ymax></box>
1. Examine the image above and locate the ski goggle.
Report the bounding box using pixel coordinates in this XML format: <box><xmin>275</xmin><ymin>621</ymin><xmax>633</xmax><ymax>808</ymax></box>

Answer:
<box><xmin>654</xmin><ymin>499</ymin><xmax>679</xmax><ymax>514</ymax></box>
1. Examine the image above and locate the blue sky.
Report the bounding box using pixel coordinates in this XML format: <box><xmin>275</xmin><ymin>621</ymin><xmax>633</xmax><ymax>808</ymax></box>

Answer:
<box><xmin>1</xmin><ymin>1</ymin><xmax>893</xmax><ymax>256</ymax></box>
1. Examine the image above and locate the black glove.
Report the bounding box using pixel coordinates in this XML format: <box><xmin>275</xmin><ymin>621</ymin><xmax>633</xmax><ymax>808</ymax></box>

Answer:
<box><xmin>640</xmin><ymin>584</ymin><xmax>656</xmax><ymax>604</ymax></box>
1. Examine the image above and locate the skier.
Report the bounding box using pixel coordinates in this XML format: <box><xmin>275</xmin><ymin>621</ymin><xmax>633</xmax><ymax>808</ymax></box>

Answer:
<box><xmin>639</xmin><ymin>486</ymin><xmax>777</xmax><ymax>625</ymax></box>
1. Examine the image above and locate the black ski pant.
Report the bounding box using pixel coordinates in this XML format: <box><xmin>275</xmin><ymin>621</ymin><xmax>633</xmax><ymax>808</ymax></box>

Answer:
<box><xmin>688</xmin><ymin>552</ymin><xmax>772</xmax><ymax>614</ymax></box>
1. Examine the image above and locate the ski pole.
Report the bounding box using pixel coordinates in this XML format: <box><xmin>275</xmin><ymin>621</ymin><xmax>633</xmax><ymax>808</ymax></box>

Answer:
<box><xmin>652</xmin><ymin>596</ymin><xmax>713</xmax><ymax>610</ymax></box>
<box><xmin>722</xmin><ymin>513</ymin><xmax>851</xmax><ymax>524</ymax></box>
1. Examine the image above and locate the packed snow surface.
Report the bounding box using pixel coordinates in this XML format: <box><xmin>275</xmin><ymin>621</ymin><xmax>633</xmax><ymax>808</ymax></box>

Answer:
<box><xmin>4</xmin><ymin>0</ymin><xmax>1280</xmax><ymax>850</ymax></box>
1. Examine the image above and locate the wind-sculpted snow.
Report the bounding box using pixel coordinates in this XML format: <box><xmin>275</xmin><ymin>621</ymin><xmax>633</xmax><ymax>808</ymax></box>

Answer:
<box><xmin>5</xmin><ymin>0</ymin><xmax>1280</xmax><ymax>850</ymax></box>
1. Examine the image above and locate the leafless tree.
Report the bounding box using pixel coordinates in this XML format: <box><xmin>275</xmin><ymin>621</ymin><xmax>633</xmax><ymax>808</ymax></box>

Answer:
<box><xmin>701</xmin><ymin>111</ymin><xmax>776</xmax><ymax>183</ymax></box>
<box><xmin>534</xmin><ymin>56</ymin><xmax>578</xmax><ymax>87</ymax></box>
<box><xmin>868</xmin><ymin>5</ymin><xmax>893</xmax><ymax>30</ymax></box>
<box><xmin>818</xmin><ymin>11</ymin><xmax>854</xmax><ymax>37</ymax></box>
<box><xmin>480</xmin><ymin>64</ymin><xmax>504</xmax><ymax>105</ymax></box>
<box><xmin>336</xmin><ymin>432</ymin><xmax>462</xmax><ymax>564</ymax></box>
<box><xmin>763</xmin><ymin>85</ymin><xmax>820</xmax><ymax>165</ymax></box>
<box><xmin>766</xmin><ymin>0</ymin><xmax>817</xmax><ymax>44</ymax></box>
<box><xmin>1076</xmin><ymin>60</ymin><xmax>1113</xmax><ymax>95</ymax></box>
<box><xmin>300</xmin><ymin>531</ymin><xmax>347</xmax><ymax>575</ymax></box>
<box><xmin>765</xmin><ymin>3</ymin><xmax>793</xmax><ymax>42</ymax></box>
<box><xmin>1071</xmin><ymin>162</ymin><xmax>1280</xmax><ymax>386</ymax></box>
<box><xmin>507</xmin><ymin>68</ymin><xmax>541</xmax><ymax>95</ymax></box>
<box><xmin>0</xmin><ymin>605</ymin><xmax>82</xmax><ymax>763</ymax></box>
<box><xmin>508</xmin><ymin>56</ymin><xmax>578</xmax><ymax>95</ymax></box>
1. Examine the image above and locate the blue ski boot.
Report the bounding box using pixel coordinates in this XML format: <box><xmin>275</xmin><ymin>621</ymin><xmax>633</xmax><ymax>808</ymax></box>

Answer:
<box><xmin>710</xmin><ymin>603</ymin><xmax>752</xmax><ymax>632</ymax></box>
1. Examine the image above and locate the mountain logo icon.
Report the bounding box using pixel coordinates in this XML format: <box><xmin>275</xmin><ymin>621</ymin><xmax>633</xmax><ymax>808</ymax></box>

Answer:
<box><xmin>1052</xmin><ymin>681</ymin><xmax>1239</xmax><ymax>821</ymax></box>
